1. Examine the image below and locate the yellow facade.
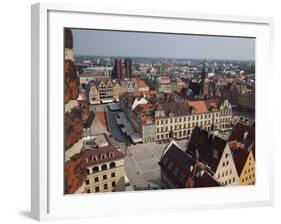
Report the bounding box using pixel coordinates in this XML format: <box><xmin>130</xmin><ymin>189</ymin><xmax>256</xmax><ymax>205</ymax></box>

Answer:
<box><xmin>239</xmin><ymin>151</ymin><xmax>255</xmax><ymax>185</ymax></box>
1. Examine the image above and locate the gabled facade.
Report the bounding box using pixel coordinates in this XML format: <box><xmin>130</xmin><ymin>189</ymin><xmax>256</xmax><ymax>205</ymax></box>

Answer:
<box><xmin>186</xmin><ymin>127</ymin><xmax>239</xmax><ymax>186</ymax></box>
<box><xmin>228</xmin><ymin>122</ymin><xmax>255</xmax><ymax>185</ymax></box>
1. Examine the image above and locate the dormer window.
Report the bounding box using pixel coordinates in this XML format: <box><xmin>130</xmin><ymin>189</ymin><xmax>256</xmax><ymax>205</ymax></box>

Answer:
<box><xmin>101</xmin><ymin>154</ymin><xmax>106</xmax><ymax>159</ymax></box>
<box><xmin>92</xmin><ymin>156</ymin><xmax>97</xmax><ymax>161</ymax></box>
<box><xmin>109</xmin><ymin>152</ymin><xmax>114</xmax><ymax>157</ymax></box>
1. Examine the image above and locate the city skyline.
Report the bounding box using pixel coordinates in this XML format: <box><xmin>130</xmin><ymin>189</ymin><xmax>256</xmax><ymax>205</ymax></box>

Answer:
<box><xmin>72</xmin><ymin>28</ymin><xmax>255</xmax><ymax>61</ymax></box>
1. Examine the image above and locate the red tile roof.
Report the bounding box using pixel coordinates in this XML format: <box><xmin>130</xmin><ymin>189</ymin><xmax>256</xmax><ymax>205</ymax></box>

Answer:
<box><xmin>188</xmin><ymin>100</ymin><xmax>208</xmax><ymax>113</ymax></box>
<box><xmin>84</xmin><ymin>111</ymin><xmax>108</xmax><ymax>130</ymax></box>
<box><xmin>65</xmin><ymin>158</ymin><xmax>87</xmax><ymax>194</ymax></box>
<box><xmin>95</xmin><ymin>112</ymin><xmax>108</xmax><ymax>129</ymax></box>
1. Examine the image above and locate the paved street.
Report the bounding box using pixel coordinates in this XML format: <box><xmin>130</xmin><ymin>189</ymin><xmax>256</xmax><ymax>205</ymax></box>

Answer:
<box><xmin>106</xmin><ymin>108</ymin><xmax>126</xmax><ymax>142</ymax></box>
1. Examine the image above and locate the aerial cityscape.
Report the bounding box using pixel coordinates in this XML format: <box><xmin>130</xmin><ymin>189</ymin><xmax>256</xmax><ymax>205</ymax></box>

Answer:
<box><xmin>64</xmin><ymin>28</ymin><xmax>255</xmax><ymax>194</ymax></box>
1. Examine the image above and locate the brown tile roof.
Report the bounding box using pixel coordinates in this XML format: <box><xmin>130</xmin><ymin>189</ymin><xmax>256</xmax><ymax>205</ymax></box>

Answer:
<box><xmin>81</xmin><ymin>145</ymin><xmax>124</xmax><ymax>167</ymax></box>
<box><xmin>187</xmin><ymin>127</ymin><xmax>227</xmax><ymax>172</ymax></box>
<box><xmin>159</xmin><ymin>141</ymin><xmax>220</xmax><ymax>188</ymax></box>
<box><xmin>156</xmin><ymin>102</ymin><xmax>190</xmax><ymax>117</ymax></box>
<box><xmin>232</xmin><ymin>147</ymin><xmax>250</xmax><ymax>176</ymax></box>
<box><xmin>229</xmin><ymin>122</ymin><xmax>255</xmax><ymax>142</ymax></box>
<box><xmin>192</xmin><ymin>171</ymin><xmax>220</xmax><ymax>188</ymax></box>
<box><xmin>158</xmin><ymin>143</ymin><xmax>194</xmax><ymax>188</ymax></box>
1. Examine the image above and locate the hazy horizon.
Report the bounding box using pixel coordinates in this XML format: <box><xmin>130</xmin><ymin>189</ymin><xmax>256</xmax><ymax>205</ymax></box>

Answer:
<box><xmin>72</xmin><ymin>29</ymin><xmax>255</xmax><ymax>61</ymax></box>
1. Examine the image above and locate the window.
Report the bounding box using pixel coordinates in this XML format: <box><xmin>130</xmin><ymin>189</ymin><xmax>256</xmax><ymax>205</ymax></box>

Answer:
<box><xmin>229</xmin><ymin>179</ymin><xmax>231</xmax><ymax>184</ymax></box>
<box><xmin>225</xmin><ymin>181</ymin><xmax>227</xmax><ymax>185</ymax></box>
<box><xmin>233</xmin><ymin>177</ymin><xmax>235</xmax><ymax>182</ymax></box>
<box><xmin>217</xmin><ymin>173</ymin><xmax>220</xmax><ymax>178</ymax></box>
<box><xmin>86</xmin><ymin>179</ymin><xmax>90</xmax><ymax>185</ymax></box>
<box><xmin>94</xmin><ymin>177</ymin><xmax>99</xmax><ymax>182</ymax></box>
<box><xmin>87</xmin><ymin>189</ymin><xmax>91</xmax><ymax>193</ymax></box>
<box><xmin>109</xmin><ymin>162</ymin><xmax>116</xmax><ymax>168</ymax></box>
<box><xmin>111</xmin><ymin>172</ymin><xmax>115</xmax><ymax>178</ymax></box>
<box><xmin>225</xmin><ymin>153</ymin><xmax>228</xmax><ymax>159</ymax></box>
<box><xmin>242</xmin><ymin>178</ymin><xmax>244</xmax><ymax>183</ymax></box>
<box><xmin>95</xmin><ymin>186</ymin><xmax>100</xmax><ymax>192</ymax></box>
<box><xmin>226</xmin><ymin>170</ymin><xmax>228</xmax><ymax>175</ymax></box>
<box><xmin>93</xmin><ymin>166</ymin><xmax>99</xmax><ymax>172</ymax></box>
<box><xmin>223</xmin><ymin>162</ymin><xmax>225</xmax><ymax>167</ymax></box>
<box><xmin>103</xmin><ymin>175</ymin><xmax>107</xmax><ymax>180</ymax></box>
<box><xmin>230</xmin><ymin>169</ymin><xmax>232</xmax><ymax>174</ymax></box>
<box><xmin>226</xmin><ymin>161</ymin><xmax>229</xmax><ymax>166</ymax></box>
<box><xmin>112</xmin><ymin>181</ymin><xmax>116</xmax><ymax>187</ymax></box>
<box><xmin>104</xmin><ymin>184</ymin><xmax>108</xmax><ymax>190</ymax></box>
<box><xmin>222</xmin><ymin>172</ymin><xmax>224</xmax><ymax>177</ymax></box>
<box><xmin>109</xmin><ymin>152</ymin><xmax>114</xmax><ymax>157</ymax></box>
<box><xmin>101</xmin><ymin>164</ymin><xmax>107</xmax><ymax>170</ymax></box>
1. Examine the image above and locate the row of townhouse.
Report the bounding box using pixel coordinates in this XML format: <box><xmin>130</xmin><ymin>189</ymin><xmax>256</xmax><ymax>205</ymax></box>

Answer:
<box><xmin>88</xmin><ymin>78</ymin><xmax>150</xmax><ymax>104</ymax></box>
<box><xmin>120</xmin><ymin>93</ymin><xmax>233</xmax><ymax>144</ymax></box>
<box><xmin>158</xmin><ymin>122</ymin><xmax>255</xmax><ymax>189</ymax></box>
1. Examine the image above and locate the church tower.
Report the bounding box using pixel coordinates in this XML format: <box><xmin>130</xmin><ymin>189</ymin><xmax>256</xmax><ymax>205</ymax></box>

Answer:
<box><xmin>64</xmin><ymin>28</ymin><xmax>74</xmax><ymax>62</ymax></box>
<box><xmin>200</xmin><ymin>60</ymin><xmax>209</xmax><ymax>97</ymax></box>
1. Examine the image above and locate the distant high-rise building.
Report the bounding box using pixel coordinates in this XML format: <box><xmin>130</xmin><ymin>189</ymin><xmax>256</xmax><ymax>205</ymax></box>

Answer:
<box><xmin>125</xmin><ymin>58</ymin><xmax>132</xmax><ymax>79</ymax></box>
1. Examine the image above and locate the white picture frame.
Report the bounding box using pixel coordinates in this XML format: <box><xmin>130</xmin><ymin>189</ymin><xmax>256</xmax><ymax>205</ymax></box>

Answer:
<box><xmin>31</xmin><ymin>2</ymin><xmax>274</xmax><ymax>221</ymax></box>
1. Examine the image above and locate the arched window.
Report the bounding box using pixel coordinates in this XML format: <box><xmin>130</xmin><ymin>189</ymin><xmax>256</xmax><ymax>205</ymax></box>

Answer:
<box><xmin>92</xmin><ymin>166</ymin><xmax>99</xmax><ymax>172</ymax></box>
<box><xmin>101</xmin><ymin>164</ymin><xmax>107</xmax><ymax>170</ymax></box>
<box><xmin>109</xmin><ymin>162</ymin><xmax>116</xmax><ymax>168</ymax></box>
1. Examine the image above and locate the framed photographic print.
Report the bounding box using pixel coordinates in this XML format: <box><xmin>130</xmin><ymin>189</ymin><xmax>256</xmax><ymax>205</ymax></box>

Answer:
<box><xmin>31</xmin><ymin>2</ymin><xmax>274</xmax><ymax>221</ymax></box>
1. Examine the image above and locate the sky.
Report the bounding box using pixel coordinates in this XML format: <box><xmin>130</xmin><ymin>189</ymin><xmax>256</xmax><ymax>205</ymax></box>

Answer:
<box><xmin>72</xmin><ymin>29</ymin><xmax>255</xmax><ymax>61</ymax></box>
